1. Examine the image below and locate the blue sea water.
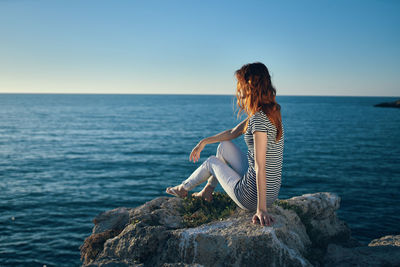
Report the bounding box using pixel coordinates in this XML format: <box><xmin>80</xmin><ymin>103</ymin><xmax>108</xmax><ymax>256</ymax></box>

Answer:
<box><xmin>0</xmin><ymin>94</ymin><xmax>399</xmax><ymax>266</ymax></box>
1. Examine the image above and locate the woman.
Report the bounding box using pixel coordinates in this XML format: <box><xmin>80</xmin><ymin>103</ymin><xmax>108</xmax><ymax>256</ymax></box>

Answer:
<box><xmin>166</xmin><ymin>62</ymin><xmax>284</xmax><ymax>227</ymax></box>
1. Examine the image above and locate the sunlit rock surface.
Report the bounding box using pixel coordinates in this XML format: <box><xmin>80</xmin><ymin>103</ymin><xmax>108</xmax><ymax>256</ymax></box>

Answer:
<box><xmin>80</xmin><ymin>192</ymin><xmax>399</xmax><ymax>267</ymax></box>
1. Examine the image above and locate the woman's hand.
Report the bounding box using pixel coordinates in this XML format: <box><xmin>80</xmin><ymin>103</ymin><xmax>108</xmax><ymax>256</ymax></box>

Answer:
<box><xmin>189</xmin><ymin>140</ymin><xmax>206</xmax><ymax>163</ymax></box>
<box><xmin>252</xmin><ymin>209</ymin><xmax>275</xmax><ymax>226</ymax></box>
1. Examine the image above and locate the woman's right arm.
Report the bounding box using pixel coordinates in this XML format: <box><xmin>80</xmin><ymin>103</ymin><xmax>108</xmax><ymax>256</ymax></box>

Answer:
<box><xmin>189</xmin><ymin>118</ymin><xmax>249</xmax><ymax>162</ymax></box>
<box><xmin>201</xmin><ymin>117</ymin><xmax>249</xmax><ymax>145</ymax></box>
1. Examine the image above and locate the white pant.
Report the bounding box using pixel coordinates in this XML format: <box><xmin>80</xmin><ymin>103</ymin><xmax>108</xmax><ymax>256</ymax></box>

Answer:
<box><xmin>181</xmin><ymin>140</ymin><xmax>250</xmax><ymax>210</ymax></box>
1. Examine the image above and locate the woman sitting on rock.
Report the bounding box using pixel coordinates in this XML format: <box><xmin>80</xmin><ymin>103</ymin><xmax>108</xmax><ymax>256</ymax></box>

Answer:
<box><xmin>166</xmin><ymin>62</ymin><xmax>284</xmax><ymax>227</ymax></box>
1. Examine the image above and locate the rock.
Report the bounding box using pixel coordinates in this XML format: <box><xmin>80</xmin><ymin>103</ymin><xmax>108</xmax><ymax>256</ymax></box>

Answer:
<box><xmin>84</xmin><ymin>258</ymin><xmax>143</xmax><ymax>267</ymax></box>
<box><xmin>368</xmin><ymin>235</ymin><xmax>400</xmax><ymax>247</ymax></box>
<box><xmin>374</xmin><ymin>99</ymin><xmax>400</xmax><ymax>108</ymax></box>
<box><xmin>92</xmin><ymin>207</ymin><xmax>130</xmax><ymax>234</ymax></box>
<box><xmin>80</xmin><ymin>192</ymin><xmax>395</xmax><ymax>267</ymax></box>
<box><xmin>80</xmin><ymin>207</ymin><xmax>132</xmax><ymax>265</ymax></box>
<box><xmin>323</xmin><ymin>243</ymin><xmax>400</xmax><ymax>267</ymax></box>
<box><xmin>161</xmin><ymin>264</ymin><xmax>204</xmax><ymax>267</ymax></box>
<box><xmin>281</xmin><ymin>192</ymin><xmax>354</xmax><ymax>247</ymax></box>
<box><xmin>321</xmin><ymin>225</ymin><xmax>400</xmax><ymax>266</ymax></box>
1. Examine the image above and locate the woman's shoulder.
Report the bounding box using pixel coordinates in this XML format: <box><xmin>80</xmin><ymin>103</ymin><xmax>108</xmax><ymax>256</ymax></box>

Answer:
<box><xmin>251</xmin><ymin>110</ymin><xmax>265</xmax><ymax>120</ymax></box>
<box><xmin>252</xmin><ymin>110</ymin><xmax>273</xmax><ymax>127</ymax></box>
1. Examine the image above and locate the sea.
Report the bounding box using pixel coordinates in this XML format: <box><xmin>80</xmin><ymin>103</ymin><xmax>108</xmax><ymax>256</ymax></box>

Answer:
<box><xmin>0</xmin><ymin>94</ymin><xmax>399</xmax><ymax>266</ymax></box>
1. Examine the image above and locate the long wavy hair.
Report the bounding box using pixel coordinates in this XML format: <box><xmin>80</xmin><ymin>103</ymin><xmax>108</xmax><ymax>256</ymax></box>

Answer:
<box><xmin>235</xmin><ymin>62</ymin><xmax>283</xmax><ymax>142</ymax></box>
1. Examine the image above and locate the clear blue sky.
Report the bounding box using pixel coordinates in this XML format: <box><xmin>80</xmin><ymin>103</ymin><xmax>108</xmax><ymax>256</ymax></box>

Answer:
<box><xmin>0</xmin><ymin>0</ymin><xmax>399</xmax><ymax>96</ymax></box>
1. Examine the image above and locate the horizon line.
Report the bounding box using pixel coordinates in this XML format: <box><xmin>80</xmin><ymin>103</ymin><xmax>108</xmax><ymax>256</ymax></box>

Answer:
<box><xmin>0</xmin><ymin>92</ymin><xmax>399</xmax><ymax>98</ymax></box>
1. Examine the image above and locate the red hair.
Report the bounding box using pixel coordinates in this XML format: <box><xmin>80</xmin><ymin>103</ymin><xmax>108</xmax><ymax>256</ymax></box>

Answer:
<box><xmin>234</xmin><ymin>62</ymin><xmax>283</xmax><ymax>142</ymax></box>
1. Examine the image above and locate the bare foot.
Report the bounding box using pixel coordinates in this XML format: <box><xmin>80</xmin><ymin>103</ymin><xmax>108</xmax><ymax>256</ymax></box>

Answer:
<box><xmin>166</xmin><ymin>184</ymin><xmax>188</xmax><ymax>198</ymax></box>
<box><xmin>192</xmin><ymin>184</ymin><xmax>215</xmax><ymax>202</ymax></box>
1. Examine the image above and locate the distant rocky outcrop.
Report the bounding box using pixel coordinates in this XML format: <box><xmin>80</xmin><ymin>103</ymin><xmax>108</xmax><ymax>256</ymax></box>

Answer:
<box><xmin>374</xmin><ymin>99</ymin><xmax>400</xmax><ymax>108</ymax></box>
<box><xmin>80</xmin><ymin>192</ymin><xmax>400</xmax><ymax>267</ymax></box>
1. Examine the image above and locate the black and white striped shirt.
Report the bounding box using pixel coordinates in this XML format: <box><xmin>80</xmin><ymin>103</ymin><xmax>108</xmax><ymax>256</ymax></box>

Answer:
<box><xmin>234</xmin><ymin>109</ymin><xmax>284</xmax><ymax>211</ymax></box>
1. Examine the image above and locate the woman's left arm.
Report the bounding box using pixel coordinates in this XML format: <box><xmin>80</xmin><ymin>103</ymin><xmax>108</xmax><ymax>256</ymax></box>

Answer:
<box><xmin>254</xmin><ymin>131</ymin><xmax>268</xmax><ymax>212</ymax></box>
<box><xmin>252</xmin><ymin>131</ymin><xmax>275</xmax><ymax>226</ymax></box>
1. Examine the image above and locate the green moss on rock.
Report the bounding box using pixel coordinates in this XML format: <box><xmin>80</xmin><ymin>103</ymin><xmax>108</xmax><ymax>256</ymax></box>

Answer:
<box><xmin>131</xmin><ymin>218</ymin><xmax>140</xmax><ymax>225</ymax></box>
<box><xmin>275</xmin><ymin>199</ymin><xmax>301</xmax><ymax>214</ymax></box>
<box><xmin>178</xmin><ymin>192</ymin><xmax>238</xmax><ymax>228</ymax></box>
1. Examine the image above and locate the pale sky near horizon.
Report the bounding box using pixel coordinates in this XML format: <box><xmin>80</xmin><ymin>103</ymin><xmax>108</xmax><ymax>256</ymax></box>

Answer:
<box><xmin>0</xmin><ymin>0</ymin><xmax>399</xmax><ymax>96</ymax></box>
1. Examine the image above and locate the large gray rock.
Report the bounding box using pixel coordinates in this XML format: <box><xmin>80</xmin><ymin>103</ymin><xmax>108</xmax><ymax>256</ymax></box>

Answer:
<box><xmin>92</xmin><ymin>207</ymin><xmax>130</xmax><ymax>234</ymax></box>
<box><xmin>323</xmin><ymin>243</ymin><xmax>400</xmax><ymax>267</ymax></box>
<box><xmin>282</xmin><ymin>192</ymin><xmax>354</xmax><ymax>247</ymax></box>
<box><xmin>80</xmin><ymin>192</ymin><xmax>392</xmax><ymax>267</ymax></box>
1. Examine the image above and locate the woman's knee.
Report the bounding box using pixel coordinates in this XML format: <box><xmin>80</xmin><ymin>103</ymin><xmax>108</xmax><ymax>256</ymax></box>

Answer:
<box><xmin>204</xmin><ymin>155</ymin><xmax>220</xmax><ymax>170</ymax></box>
<box><xmin>207</xmin><ymin>155</ymin><xmax>219</xmax><ymax>162</ymax></box>
<box><xmin>217</xmin><ymin>140</ymin><xmax>233</xmax><ymax>158</ymax></box>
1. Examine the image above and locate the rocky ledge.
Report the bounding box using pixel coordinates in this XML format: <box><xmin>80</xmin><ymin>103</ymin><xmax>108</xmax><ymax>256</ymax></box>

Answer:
<box><xmin>80</xmin><ymin>192</ymin><xmax>400</xmax><ymax>267</ymax></box>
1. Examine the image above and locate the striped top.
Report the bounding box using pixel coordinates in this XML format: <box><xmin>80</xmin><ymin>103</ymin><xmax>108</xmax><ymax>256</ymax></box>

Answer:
<box><xmin>234</xmin><ymin>109</ymin><xmax>284</xmax><ymax>211</ymax></box>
